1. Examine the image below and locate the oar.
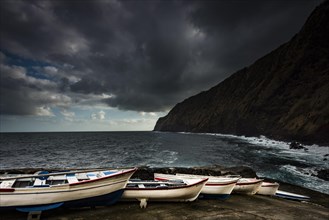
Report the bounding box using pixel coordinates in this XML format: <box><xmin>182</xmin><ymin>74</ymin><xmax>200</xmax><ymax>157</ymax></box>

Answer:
<box><xmin>0</xmin><ymin>168</ymin><xmax>136</xmax><ymax>181</ymax></box>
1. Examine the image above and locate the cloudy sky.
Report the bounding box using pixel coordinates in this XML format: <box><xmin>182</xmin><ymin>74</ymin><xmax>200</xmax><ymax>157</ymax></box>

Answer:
<box><xmin>0</xmin><ymin>0</ymin><xmax>321</xmax><ymax>132</ymax></box>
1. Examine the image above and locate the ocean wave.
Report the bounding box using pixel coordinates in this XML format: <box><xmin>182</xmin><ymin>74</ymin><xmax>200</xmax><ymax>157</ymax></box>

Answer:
<box><xmin>194</xmin><ymin>132</ymin><xmax>328</xmax><ymax>158</ymax></box>
<box><xmin>135</xmin><ymin>149</ymin><xmax>179</xmax><ymax>168</ymax></box>
<box><xmin>279</xmin><ymin>164</ymin><xmax>329</xmax><ymax>194</ymax></box>
<box><xmin>196</xmin><ymin>132</ymin><xmax>328</xmax><ymax>148</ymax></box>
<box><xmin>1</xmin><ymin>132</ymin><xmax>328</xmax><ymax>194</ymax></box>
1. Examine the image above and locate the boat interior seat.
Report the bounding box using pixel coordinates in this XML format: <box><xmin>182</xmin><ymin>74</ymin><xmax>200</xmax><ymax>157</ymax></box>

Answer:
<box><xmin>138</xmin><ymin>184</ymin><xmax>145</xmax><ymax>188</ymax></box>
<box><xmin>0</xmin><ymin>179</ymin><xmax>16</xmax><ymax>188</ymax></box>
<box><xmin>66</xmin><ymin>174</ymin><xmax>79</xmax><ymax>183</ymax></box>
<box><xmin>87</xmin><ymin>173</ymin><xmax>98</xmax><ymax>180</ymax></box>
<box><xmin>48</xmin><ymin>175</ymin><xmax>66</xmax><ymax>181</ymax></box>
<box><xmin>33</xmin><ymin>178</ymin><xmax>48</xmax><ymax>187</ymax></box>
<box><xmin>75</xmin><ymin>173</ymin><xmax>89</xmax><ymax>180</ymax></box>
<box><xmin>103</xmin><ymin>171</ymin><xmax>116</xmax><ymax>176</ymax></box>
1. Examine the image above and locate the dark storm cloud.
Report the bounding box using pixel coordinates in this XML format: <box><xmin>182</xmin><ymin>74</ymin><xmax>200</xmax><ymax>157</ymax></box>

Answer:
<box><xmin>0</xmin><ymin>0</ymin><xmax>321</xmax><ymax>115</ymax></box>
<box><xmin>188</xmin><ymin>0</ymin><xmax>322</xmax><ymax>71</ymax></box>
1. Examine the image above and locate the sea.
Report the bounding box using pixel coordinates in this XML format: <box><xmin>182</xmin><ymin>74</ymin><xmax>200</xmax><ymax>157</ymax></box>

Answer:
<box><xmin>0</xmin><ymin>131</ymin><xmax>328</xmax><ymax>194</ymax></box>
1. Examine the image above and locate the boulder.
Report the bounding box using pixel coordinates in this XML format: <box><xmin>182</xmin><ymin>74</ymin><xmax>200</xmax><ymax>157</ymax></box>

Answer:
<box><xmin>289</xmin><ymin>141</ymin><xmax>307</xmax><ymax>150</ymax></box>
<box><xmin>314</xmin><ymin>169</ymin><xmax>329</xmax><ymax>181</ymax></box>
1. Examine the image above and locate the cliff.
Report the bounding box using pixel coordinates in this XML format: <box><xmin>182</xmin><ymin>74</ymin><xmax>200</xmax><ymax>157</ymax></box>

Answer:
<box><xmin>154</xmin><ymin>1</ymin><xmax>329</xmax><ymax>145</ymax></box>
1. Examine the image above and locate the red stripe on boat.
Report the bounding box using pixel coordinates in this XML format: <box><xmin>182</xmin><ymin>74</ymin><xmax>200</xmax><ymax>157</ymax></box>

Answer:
<box><xmin>205</xmin><ymin>181</ymin><xmax>237</xmax><ymax>186</ymax></box>
<box><xmin>261</xmin><ymin>184</ymin><xmax>279</xmax><ymax>187</ymax></box>
<box><xmin>154</xmin><ymin>177</ymin><xmax>170</xmax><ymax>181</ymax></box>
<box><xmin>0</xmin><ymin>188</ymin><xmax>15</xmax><ymax>192</ymax></box>
<box><xmin>237</xmin><ymin>180</ymin><xmax>263</xmax><ymax>186</ymax></box>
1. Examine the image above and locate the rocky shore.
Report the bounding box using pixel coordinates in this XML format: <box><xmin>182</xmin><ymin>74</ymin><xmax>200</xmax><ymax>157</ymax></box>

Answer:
<box><xmin>1</xmin><ymin>166</ymin><xmax>328</xmax><ymax>220</ymax></box>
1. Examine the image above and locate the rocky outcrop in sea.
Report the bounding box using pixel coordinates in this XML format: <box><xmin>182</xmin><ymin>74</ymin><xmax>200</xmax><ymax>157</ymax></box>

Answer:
<box><xmin>314</xmin><ymin>169</ymin><xmax>329</xmax><ymax>181</ymax></box>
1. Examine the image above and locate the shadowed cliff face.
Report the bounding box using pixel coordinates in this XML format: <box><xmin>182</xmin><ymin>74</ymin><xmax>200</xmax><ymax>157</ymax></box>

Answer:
<box><xmin>154</xmin><ymin>1</ymin><xmax>329</xmax><ymax>145</ymax></box>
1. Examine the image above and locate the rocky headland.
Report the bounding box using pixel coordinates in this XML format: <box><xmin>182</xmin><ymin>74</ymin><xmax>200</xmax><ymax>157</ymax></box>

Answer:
<box><xmin>154</xmin><ymin>1</ymin><xmax>329</xmax><ymax>146</ymax></box>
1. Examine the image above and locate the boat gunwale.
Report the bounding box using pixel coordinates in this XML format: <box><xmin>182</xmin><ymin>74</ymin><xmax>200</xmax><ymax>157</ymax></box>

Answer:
<box><xmin>0</xmin><ymin>179</ymin><xmax>128</xmax><ymax>196</ymax></box>
<box><xmin>0</xmin><ymin>168</ymin><xmax>136</xmax><ymax>195</ymax></box>
<box><xmin>0</xmin><ymin>168</ymin><xmax>137</xmax><ymax>181</ymax></box>
<box><xmin>205</xmin><ymin>180</ymin><xmax>238</xmax><ymax>186</ymax></box>
<box><xmin>69</xmin><ymin>168</ymin><xmax>136</xmax><ymax>186</ymax></box>
<box><xmin>125</xmin><ymin>178</ymin><xmax>208</xmax><ymax>191</ymax></box>
<box><xmin>260</xmin><ymin>183</ymin><xmax>279</xmax><ymax>187</ymax></box>
<box><xmin>236</xmin><ymin>179</ymin><xmax>263</xmax><ymax>186</ymax></box>
<box><xmin>154</xmin><ymin>176</ymin><xmax>237</xmax><ymax>186</ymax></box>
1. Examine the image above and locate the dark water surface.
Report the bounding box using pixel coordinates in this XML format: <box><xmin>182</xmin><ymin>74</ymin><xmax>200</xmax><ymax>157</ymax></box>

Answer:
<box><xmin>0</xmin><ymin>131</ymin><xmax>328</xmax><ymax>194</ymax></box>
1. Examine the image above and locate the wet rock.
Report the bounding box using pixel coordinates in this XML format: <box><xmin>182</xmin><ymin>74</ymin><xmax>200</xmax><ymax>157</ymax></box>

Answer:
<box><xmin>314</xmin><ymin>169</ymin><xmax>329</xmax><ymax>181</ymax></box>
<box><xmin>221</xmin><ymin>166</ymin><xmax>257</xmax><ymax>178</ymax></box>
<box><xmin>289</xmin><ymin>141</ymin><xmax>308</xmax><ymax>150</ymax></box>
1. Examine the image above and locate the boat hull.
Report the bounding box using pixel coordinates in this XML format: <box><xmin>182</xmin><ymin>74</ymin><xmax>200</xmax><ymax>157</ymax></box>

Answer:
<box><xmin>233</xmin><ymin>179</ymin><xmax>263</xmax><ymax>195</ymax></box>
<box><xmin>256</xmin><ymin>182</ymin><xmax>279</xmax><ymax>196</ymax></box>
<box><xmin>11</xmin><ymin>189</ymin><xmax>124</xmax><ymax>212</ymax></box>
<box><xmin>122</xmin><ymin>179</ymin><xmax>207</xmax><ymax>202</ymax></box>
<box><xmin>198</xmin><ymin>193</ymin><xmax>231</xmax><ymax>200</ymax></box>
<box><xmin>275</xmin><ymin>190</ymin><xmax>310</xmax><ymax>201</ymax></box>
<box><xmin>0</xmin><ymin>169</ymin><xmax>136</xmax><ymax>208</ymax></box>
<box><xmin>154</xmin><ymin>173</ymin><xmax>238</xmax><ymax>199</ymax></box>
<box><xmin>199</xmin><ymin>181</ymin><xmax>237</xmax><ymax>197</ymax></box>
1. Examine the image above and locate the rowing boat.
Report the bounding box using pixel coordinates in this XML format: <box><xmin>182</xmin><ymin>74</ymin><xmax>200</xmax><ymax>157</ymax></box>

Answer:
<box><xmin>154</xmin><ymin>173</ymin><xmax>239</xmax><ymax>199</ymax></box>
<box><xmin>275</xmin><ymin>190</ymin><xmax>310</xmax><ymax>201</ymax></box>
<box><xmin>233</xmin><ymin>178</ymin><xmax>263</xmax><ymax>195</ymax></box>
<box><xmin>256</xmin><ymin>182</ymin><xmax>280</xmax><ymax>196</ymax></box>
<box><xmin>0</xmin><ymin>168</ymin><xmax>136</xmax><ymax>211</ymax></box>
<box><xmin>122</xmin><ymin>178</ymin><xmax>207</xmax><ymax>208</ymax></box>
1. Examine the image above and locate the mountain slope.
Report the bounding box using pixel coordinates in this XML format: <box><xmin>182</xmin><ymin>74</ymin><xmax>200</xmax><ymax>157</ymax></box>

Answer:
<box><xmin>154</xmin><ymin>1</ymin><xmax>329</xmax><ymax>145</ymax></box>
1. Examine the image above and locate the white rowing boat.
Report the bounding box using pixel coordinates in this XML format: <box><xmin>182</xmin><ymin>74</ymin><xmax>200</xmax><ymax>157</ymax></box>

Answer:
<box><xmin>275</xmin><ymin>190</ymin><xmax>310</xmax><ymax>201</ymax></box>
<box><xmin>0</xmin><ymin>168</ymin><xmax>136</xmax><ymax>211</ymax></box>
<box><xmin>233</xmin><ymin>178</ymin><xmax>263</xmax><ymax>195</ymax></box>
<box><xmin>122</xmin><ymin>178</ymin><xmax>207</xmax><ymax>208</ymax></box>
<box><xmin>256</xmin><ymin>182</ymin><xmax>280</xmax><ymax>196</ymax></box>
<box><xmin>154</xmin><ymin>173</ymin><xmax>239</xmax><ymax>199</ymax></box>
